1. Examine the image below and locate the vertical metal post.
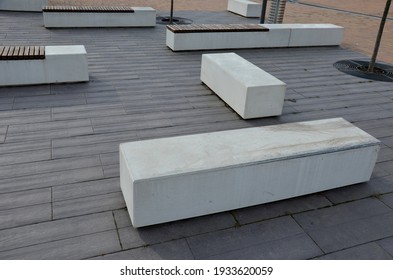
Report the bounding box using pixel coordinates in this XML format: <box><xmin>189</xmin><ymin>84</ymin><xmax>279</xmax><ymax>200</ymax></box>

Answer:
<box><xmin>170</xmin><ymin>0</ymin><xmax>174</xmax><ymax>24</ymax></box>
<box><xmin>260</xmin><ymin>0</ymin><xmax>268</xmax><ymax>23</ymax></box>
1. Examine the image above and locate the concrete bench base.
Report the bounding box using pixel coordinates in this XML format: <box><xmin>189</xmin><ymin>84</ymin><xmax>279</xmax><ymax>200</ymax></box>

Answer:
<box><xmin>227</xmin><ymin>0</ymin><xmax>261</xmax><ymax>18</ymax></box>
<box><xmin>43</xmin><ymin>6</ymin><xmax>156</xmax><ymax>27</ymax></box>
<box><xmin>166</xmin><ymin>23</ymin><xmax>344</xmax><ymax>51</ymax></box>
<box><xmin>0</xmin><ymin>0</ymin><xmax>47</xmax><ymax>12</ymax></box>
<box><xmin>201</xmin><ymin>53</ymin><xmax>286</xmax><ymax>119</ymax></box>
<box><xmin>120</xmin><ymin>118</ymin><xmax>380</xmax><ymax>227</ymax></box>
<box><xmin>0</xmin><ymin>45</ymin><xmax>89</xmax><ymax>86</ymax></box>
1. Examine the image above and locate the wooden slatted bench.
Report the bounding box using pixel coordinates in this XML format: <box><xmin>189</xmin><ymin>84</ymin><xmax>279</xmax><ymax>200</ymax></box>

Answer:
<box><xmin>43</xmin><ymin>5</ymin><xmax>156</xmax><ymax>27</ymax></box>
<box><xmin>120</xmin><ymin>118</ymin><xmax>380</xmax><ymax>227</ymax></box>
<box><xmin>166</xmin><ymin>23</ymin><xmax>344</xmax><ymax>51</ymax></box>
<box><xmin>0</xmin><ymin>45</ymin><xmax>89</xmax><ymax>86</ymax></box>
<box><xmin>0</xmin><ymin>46</ymin><xmax>45</xmax><ymax>60</ymax></box>
<box><xmin>0</xmin><ymin>0</ymin><xmax>48</xmax><ymax>12</ymax></box>
<box><xmin>227</xmin><ymin>0</ymin><xmax>262</xmax><ymax>18</ymax></box>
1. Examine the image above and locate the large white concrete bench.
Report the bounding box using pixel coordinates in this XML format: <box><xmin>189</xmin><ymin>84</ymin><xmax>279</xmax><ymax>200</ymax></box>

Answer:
<box><xmin>166</xmin><ymin>23</ymin><xmax>344</xmax><ymax>51</ymax></box>
<box><xmin>43</xmin><ymin>6</ymin><xmax>156</xmax><ymax>28</ymax></box>
<box><xmin>0</xmin><ymin>0</ymin><xmax>47</xmax><ymax>12</ymax></box>
<box><xmin>201</xmin><ymin>53</ymin><xmax>286</xmax><ymax>119</ymax></box>
<box><xmin>120</xmin><ymin>118</ymin><xmax>380</xmax><ymax>227</ymax></box>
<box><xmin>0</xmin><ymin>45</ymin><xmax>89</xmax><ymax>86</ymax></box>
<box><xmin>227</xmin><ymin>0</ymin><xmax>261</xmax><ymax>18</ymax></box>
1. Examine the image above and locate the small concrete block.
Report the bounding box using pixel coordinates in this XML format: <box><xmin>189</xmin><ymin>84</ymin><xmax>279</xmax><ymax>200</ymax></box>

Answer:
<box><xmin>120</xmin><ymin>118</ymin><xmax>380</xmax><ymax>227</ymax></box>
<box><xmin>227</xmin><ymin>0</ymin><xmax>261</xmax><ymax>18</ymax></box>
<box><xmin>201</xmin><ymin>52</ymin><xmax>286</xmax><ymax>119</ymax></box>
<box><xmin>0</xmin><ymin>0</ymin><xmax>48</xmax><ymax>12</ymax></box>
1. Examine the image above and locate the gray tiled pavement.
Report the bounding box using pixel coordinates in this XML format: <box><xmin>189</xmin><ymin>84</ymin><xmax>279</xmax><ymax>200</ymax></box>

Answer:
<box><xmin>0</xmin><ymin>10</ymin><xmax>393</xmax><ymax>259</ymax></box>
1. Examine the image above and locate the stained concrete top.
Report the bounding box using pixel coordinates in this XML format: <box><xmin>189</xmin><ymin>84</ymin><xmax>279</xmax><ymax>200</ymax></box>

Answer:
<box><xmin>121</xmin><ymin>118</ymin><xmax>380</xmax><ymax>181</ymax></box>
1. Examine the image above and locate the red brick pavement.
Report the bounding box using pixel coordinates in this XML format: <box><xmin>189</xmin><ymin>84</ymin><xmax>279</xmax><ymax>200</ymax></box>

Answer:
<box><xmin>49</xmin><ymin>0</ymin><xmax>393</xmax><ymax>64</ymax></box>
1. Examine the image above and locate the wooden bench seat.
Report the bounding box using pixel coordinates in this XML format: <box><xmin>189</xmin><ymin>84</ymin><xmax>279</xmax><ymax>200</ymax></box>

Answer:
<box><xmin>0</xmin><ymin>46</ymin><xmax>45</xmax><ymax>60</ymax></box>
<box><xmin>43</xmin><ymin>6</ymin><xmax>156</xmax><ymax>28</ymax></box>
<box><xmin>0</xmin><ymin>45</ymin><xmax>89</xmax><ymax>86</ymax></box>
<box><xmin>167</xmin><ymin>24</ymin><xmax>269</xmax><ymax>33</ymax></box>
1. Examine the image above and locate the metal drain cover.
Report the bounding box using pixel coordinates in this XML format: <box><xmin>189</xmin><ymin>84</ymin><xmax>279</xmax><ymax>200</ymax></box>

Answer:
<box><xmin>334</xmin><ymin>60</ymin><xmax>393</xmax><ymax>82</ymax></box>
<box><xmin>156</xmin><ymin>16</ymin><xmax>193</xmax><ymax>25</ymax></box>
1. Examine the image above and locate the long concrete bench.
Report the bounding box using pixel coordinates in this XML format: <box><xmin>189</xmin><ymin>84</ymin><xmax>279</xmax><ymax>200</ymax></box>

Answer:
<box><xmin>227</xmin><ymin>0</ymin><xmax>261</xmax><ymax>18</ymax></box>
<box><xmin>120</xmin><ymin>118</ymin><xmax>380</xmax><ymax>227</ymax></box>
<box><xmin>201</xmin><ymin>53</ymin><xmax>286</xmax><ymax>119</ymax></box>
<box><xmin>0</xmin><ymin>45</ymin><xmax>89</xmax><ymax>86</ymax></box>
<box><xmin>166</xmin><ymin>23</ymin><xmax>344</xmax><ymax>51</ymax></box>
<box><xmin>0</xmin><ymin>0</ymin><xmax>48</xmax><ymax>12</ymax></box>
<box><xmin>43</xmin><ymin>6</ymin><xmax>156</xmax><ymax>27</ymax></box>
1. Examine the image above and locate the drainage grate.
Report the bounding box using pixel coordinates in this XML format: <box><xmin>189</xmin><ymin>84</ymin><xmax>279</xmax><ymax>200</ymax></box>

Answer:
<box><xmin>334</xmin><ymin>60</ymin><xmax>393</xmax><ymax>82</ymax></box>
<box><xmin>156</xmin><ymin>16</ymin><xmax>193</xmax><ymax>25</ymax></box>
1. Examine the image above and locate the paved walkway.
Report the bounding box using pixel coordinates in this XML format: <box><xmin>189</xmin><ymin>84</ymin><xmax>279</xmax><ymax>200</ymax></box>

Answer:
<box><xmin>50</xmin><ymin>0</ymin><xmax>393</xmax><ymax>64</ymax></box>
<box><xmin>1</xmin><ymin>8</ymin><xmax>393</xmax><ymax>259</ymax></box>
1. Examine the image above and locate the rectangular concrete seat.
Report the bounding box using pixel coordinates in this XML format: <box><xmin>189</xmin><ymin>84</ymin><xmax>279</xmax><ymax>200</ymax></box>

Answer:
<box><xmin>227</xmin><ymin>0</ymin><xmax>261</xmax><ymax>18</ymax></box>
<box><xmin>0</xmin><ymin>0</ymin><xmax>48</xmax><ymax>12</ymax></box>
<box><xmin>201</xmin><ymin>52</ymin><xmax>286</xmax><ymax>119</ymax></box>
<box><xmin>166</xmin><ymin>23</ymin><xmax>343</xmax><ymax>51</ymax></box>
<box><xmin>43</xmin><ymin>6</ymin><xmax>156</xmax><ymax>27</ymax></box>
<box><xmin>0</xmin><ymin>45</ymin><xmax>89</xmax><ymax>86</ymax></box>
<box><xmin>120</xmin><ymin>118</ymin><xmax>380</xmax><ymax>227</ymax></box>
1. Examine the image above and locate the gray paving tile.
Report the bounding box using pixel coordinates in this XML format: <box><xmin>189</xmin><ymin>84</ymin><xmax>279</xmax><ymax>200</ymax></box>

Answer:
<box><xmin>0</xmin><ymin>188</ymin><xmax>51</xmax><ymax>210</ymax></box>
<box><xmin>0</xmin><ymin>140</ymin><xmax>51</xmax><ymax>155</ymax></box>
<box><xmin>380</xmin><ymin>193</ymin><xmax>393</xmax><ymax>209</ymax></box>
<box><xmin>91</xmin><ymin>239</ymin><xmax>194</xmax><ymax>260</ymax></box>
<box><xmin>0</xmin><ymin>230</ymin><xmax>121</xmax><ymax>260</ymax></box>
<box><xmin>0</xmin><ymin>204</ymin><xmax>52</xmax><ymax>230</ymax></box>
<box><xmin>0</xmin><ymin>108</ymin><xmax>51</xmax><ymax>126</ymax></box>
<box><xmin>187</xmin><ymin>216</ymin><xmax>303</xmax><ymax>259</ymax></box>
<box><xmin>377</xmin><ymin>236</ymin><xmax>393</xmax><ymax>257</ymax></box>
<box><xmin>323</xmin><ymin>177</ymin><xmax>393</xmax><ymax>204</ymax></box>
<box><xmin>233</xmin><ymin>194</ymin><xmax>331</xmax><ymax>225</ymax></box>
<box><xmin>0</xmin><ymin>149</ymin><xmax>51</xmax><ymax>166</ymax></box>
<box><xmin>103</xmin><ymin>164</ymin><xmax>119</xmax><ymax>178</ymax></box>
<box><xmin>7</xmin><ymin>119</ymin><xmax>92</xmax><ymax>134</ymax></box>
<box><xmin>116</xmin><ymin>210</ymin><xmax>236</xmax><ymax>249</ymax></box>
<box><xmin>53</xmin><ymin>192</ymin><xmax>126</xmax><ymax>219</ymax></box>
<box><xmin>294</xmin><ymin>198</ymin><xmax>391</xmax><ymax>230</ymax></box>
<box><xmin>53</xmin><ymin>178</ymin><xmax>120</xmax><ymax>201</ymax></box>
<box><xmin>315</xmin><ymin>243</ymin><xmax>392</xmax><ymax>260</ymax></box>
<box><xmin>0</xmin><ymin>212</ymin><xmax>116</xmax><ymax>252</ymax></box>
<box><xmin>206</xmin><ymin>233</ymin><xmax>322</xmax><ymax>260</ymax></box>
<box><xmin>0</xmin><ymin>126</ymin><xmax>6</xmax><ymax>143</ymax></box>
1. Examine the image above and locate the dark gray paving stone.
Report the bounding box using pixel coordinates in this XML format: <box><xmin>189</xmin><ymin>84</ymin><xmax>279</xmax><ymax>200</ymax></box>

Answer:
<box><xmin>116</xmin><ymin>210</ymin><xmax>236</xmax><ymax>249</ymax></box>
<box><xmin>206</xmin><ymin>233</ymin><xmax>322</xmax><ymax>260</ymax></box>
<box><xmin>380</xmin><ymin>193</ymin><xmax>393</xmax><ymax>209</ymax></box>
<box><xmin>233</xmin><ymin>194</ymin><xmax>331</xmax><ymax>225</ymax></box>
<box><xmin>0</xmin><ymin>126</ymin><xmax>6</xmax><ymax>143</ymax></box>
<box><xmin>102</xmin><ymin>164</ymin><xmax>119</xmax><ymax>178</ymax></box>
<box><xmin>52</xmin><ymin>103</ymin><xmax>126</xmax><ymax>121</ymax></box>
<box><xmin>315</xmin><ymin>243</ymin><xmax>392</xmax><ymax>260</ymax></box>
<box><xmin>53</xmin><ymin>177</ymin><xmax>120</xmax><ymax>201</ymax></box>
<box><xmin>0</xmin><ymin>140</ymin><xmax>51</xmax><ymax>155</ymax></box>
<box><xmin>0</xmin><ymin>204</ymin><xmax>52</xmax><ymax>230</ymax></box>
<box><xmin>53</xmin><ymin>192</ymin><xmax>126</xmax><ymax>219</ymax></box>
<box><xmin>378</xmin><ymin>236</ymin><xmax>393</xmax><ymax>257</ymax></box>
<box><xmin>378</xmin><ymin>147</ymin><xmax>393</xmax><ymax>163</ymax></box>
<box><xmin>91</xmin><ymin>239</ymin><xmax>194</xmax><ymax>260</ymax></box>
<box><xmin>7</xmin><ymin>119</ymin><xmax>92</xmax><ymax>134</ymax></box>
<box><xmin>0</xmin><ymin>166</ymin><xmax>104</xmax><ymax>194</ymax></box>
<box><xmin>0</xmin><ymin>108</ymin><xmax>51</xmax><ymax>126</ymax></box>
<box><xmin>0</xmin><ymin>230</ymin><xmax>121</xmax><ymax>260</ymax></box>
<box><xmin>378</xmin><ymin>160</ymin><xmax>393</xmax><ymax>175</ymax></box>
<box><xmin>294</xmin><ymin>198</ymin><xmax>391</xmax><ymax>230</ymax></box>
<box><xmin>323</xmin><ymin>177</ymin><xmax>393</xmax><ymax>204</ymax></box>
<box><xmin>0</xmin><ymin>188</ymin><xmax>51</xmax><ymax>210</ymax></box>
<box><xmin>0</xmin><ymin>149</ymin><xmax>51</xmax><ymax>166</ymax></box>
<box><xmin>0</xmin><ymin>212</ymin><xmax>116</xmax><ymax>252</ymax></box>
<box><xmin>187</xmin><ymin>216</ymin><xmax>303</xmax><ymax>259</ymax></box>
<box><xmin>99</xmin><ymin>152</ymin><xmax>118</xmax><ymax>166</ymax></box>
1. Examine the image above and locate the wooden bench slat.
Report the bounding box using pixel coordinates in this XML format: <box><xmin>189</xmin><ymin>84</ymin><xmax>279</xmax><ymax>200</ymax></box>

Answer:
<box><xmin>0</xmin><ymin>46</ymin><xmax>45</xmax><ymax>60</ymax></box>
<box><xmin>167</xmin><ymin>24</ymin><xmax>269</xmax><ymax>33</ymax></box>
<box><xmin>42</xmin><ymin>5</ymin><xmax>135</xmax><ymax>13</ymax></box>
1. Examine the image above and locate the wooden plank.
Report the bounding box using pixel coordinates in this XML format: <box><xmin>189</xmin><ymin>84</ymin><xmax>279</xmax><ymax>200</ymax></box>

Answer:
<box><xmin>42</xmin><ymin>5</ymin><xmax>134</xmax><ymax>13</ymax></box>
<box><xmin>167</xmin><ymin>24</ymin><xmax>269</xmax><ymax>33</ymax></box>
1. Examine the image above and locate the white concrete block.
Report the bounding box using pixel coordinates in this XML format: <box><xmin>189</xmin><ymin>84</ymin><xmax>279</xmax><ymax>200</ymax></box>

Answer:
<box><xmin>0</xmin><ymin>0</ymin><xmax>47</xmax><ymax>12</ymax></box>
<box><xmin>120</xmin><ymin>118</ymin><xmax>380</xmax><ymax>227</ymax></box>
<box><xmin>201</xmin><ymin>53</ymin><xmax>286</xmax><ymax>119</ymax></box>
<box><xmin>227</xmin><ymin>0</ymin><xmax>261</xmax><ymax>18</ymax></box>
<box><xmin>43</xmin><ymin>7</ymin><xmax>156</xmax><ymax>27</ymax></box>
<box><xmin>0</xmin><ymin>45</ymin><xmax>89</xmax><ymax>86</ymax></box>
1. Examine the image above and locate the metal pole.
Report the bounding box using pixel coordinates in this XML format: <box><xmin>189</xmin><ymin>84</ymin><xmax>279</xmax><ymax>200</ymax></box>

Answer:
<box><xmin>368</xmin><ymin>0</ymin><xmax>391</xmax><ymax>72</ymax></box>
<box><xmin>170</xmin><ymin>0</ymin><xmax>174</xmax><ymax>24</ymax></box>
<box><xmin>260</xmin><ymin>0</ymin><xmax>268</xmax><ymax>24</ymax></box>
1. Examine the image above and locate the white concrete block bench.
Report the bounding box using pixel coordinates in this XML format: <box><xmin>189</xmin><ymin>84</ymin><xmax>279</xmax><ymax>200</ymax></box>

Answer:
<box><xmin>0</xmin><ymin>45</ymin><xmax>89</xmax><ymax>86</ymax></box>
<box><xmin>227</xmin><ymin>0</ymin><xmax>261</xmax><ymax>18</ymax></box>
<box><xmin>120</xmin><ymin>118</ymin><xmax>380</xmax><ymax>227</ymax></box>
<box><xmin>201</xmin><ymin>53</ymin><xmax>286</xmax><ymax>119</ymax></box>
<box><xmin>43</xmin><ymin>6</ymin><xmax>156</xmax><ymax>28</ymax></box>
<box><xmin>166</xmin><ymin>23</ymin><xmax>343</xmax><ymax>51</ymax></box>
<box><xmin>0</xmin><ymin>0</ymin><xmax>47</xmax><ymax>12</ymax></box>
